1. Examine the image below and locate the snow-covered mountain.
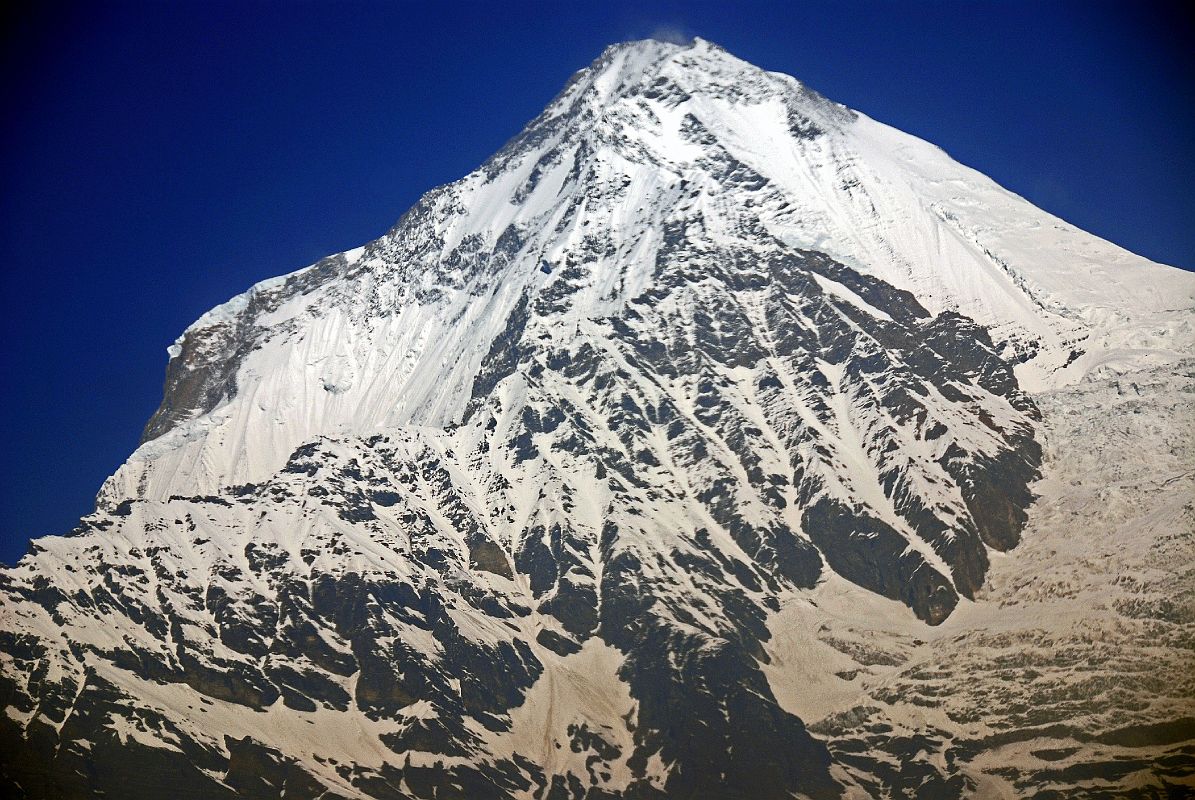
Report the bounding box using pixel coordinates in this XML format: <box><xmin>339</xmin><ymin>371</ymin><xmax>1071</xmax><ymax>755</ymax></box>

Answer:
<box><xmin>2</xmin><ymin>38</ymin><xmax>1193</xmax><ymax>799</ymax></box>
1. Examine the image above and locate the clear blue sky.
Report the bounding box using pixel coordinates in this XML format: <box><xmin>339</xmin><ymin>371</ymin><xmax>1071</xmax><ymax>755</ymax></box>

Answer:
<box><xmin>1</xmin><ymin>1</ymin><xmax>1192</xmax><ymax>564</ymax></box>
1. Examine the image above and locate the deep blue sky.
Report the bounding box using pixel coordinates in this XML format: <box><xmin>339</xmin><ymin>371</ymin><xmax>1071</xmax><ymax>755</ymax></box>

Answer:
<box><xmin>1</xmin><ymin>1</ymin><xmax>1192</xmax><ymax>564</ymax></box>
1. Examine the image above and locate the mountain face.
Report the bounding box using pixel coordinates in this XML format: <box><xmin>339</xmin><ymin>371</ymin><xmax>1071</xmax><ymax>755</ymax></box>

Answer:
<box><xmin>2</xmin><ymin>38</ymin><xmax>1193</xmax><ymax>799</ymax></box>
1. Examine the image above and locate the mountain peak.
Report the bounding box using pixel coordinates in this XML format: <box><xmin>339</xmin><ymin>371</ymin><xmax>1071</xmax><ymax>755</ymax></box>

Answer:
<box><xmin>3</xmin><ymin>31</ymin><xmax>1193</xmax><ymax>800</ymax></box>
<box><xmin>124</xmin><ymin>35</ymin><xmax>1193</xmax><ymax>469</ymax></box>
<box><xmin>581</xmin><ymin>36</ymin><xmax>775</xmax><ymax>103</ymax></box>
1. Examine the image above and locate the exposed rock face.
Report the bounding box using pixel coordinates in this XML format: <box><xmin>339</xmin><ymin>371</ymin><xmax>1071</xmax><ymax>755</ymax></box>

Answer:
<box><xmin>798</xmin><ymin>362</ymin><xmax>1195</xmax><ymax>798</ymax></box>
<box><xmin>2</xmin><ymin>37</ymin><xmax>1194</xmax><ymax>799</ymax></box>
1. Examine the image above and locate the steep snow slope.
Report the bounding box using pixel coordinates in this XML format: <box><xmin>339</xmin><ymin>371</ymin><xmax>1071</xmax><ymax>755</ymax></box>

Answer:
<box><xmin>2</xmin><ymin>37</ymin><xmax>1193</xmax><ymax>800</ymax></box>
<box><xmin>107</xmin><ymin>37</ymin><xmax>1193</xmax><ymax>504</ymax></box>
